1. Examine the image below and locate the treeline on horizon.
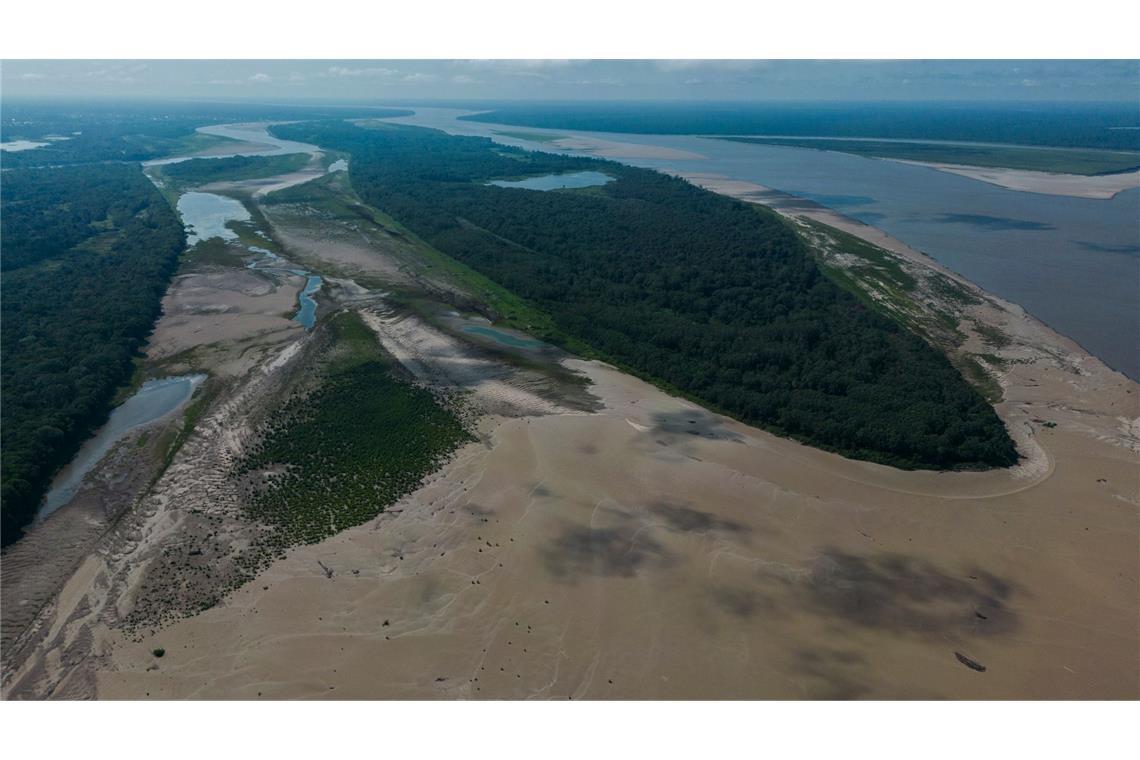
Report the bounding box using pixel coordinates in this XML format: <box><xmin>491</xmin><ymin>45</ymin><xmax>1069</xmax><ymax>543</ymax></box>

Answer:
<box><xmin>460</xmin><ymin>102</ymin><xmax>1140</xmax><ymax>151</ymax></box>
<box><xmin>0</xmin><ymin>163</ymin><xmax>185</xmax><ymax>545</ymax></box>
<box><xmin>273</xmin><ymin>120</ymin><xmax>1018</xmax><ymax>471</ymax></box>
<box><xmin>0</xmin><ymin>102</ymin><xmax>412</xmax><ymax>168</ymax></box>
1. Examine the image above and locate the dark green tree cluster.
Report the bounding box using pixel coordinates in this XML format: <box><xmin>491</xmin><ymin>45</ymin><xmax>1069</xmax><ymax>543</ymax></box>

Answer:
<box><xmin>1</xmin><ymin>163</ymin><xmax>185</xmax><ymax>544</ymax></box>
<box><xmin>157</xmin><ymin>153</ymin><xmax>310</xmax><ymax>186</ymax></box>
<box><xmin>274</xmin><ymin>121</ymin><xmax>1018</xmax><ymax>471</ymax></box>
<box><xmin>237</xmin><ymin>311</ymin><xmax>472</xmax><ymax>547</ymax></box>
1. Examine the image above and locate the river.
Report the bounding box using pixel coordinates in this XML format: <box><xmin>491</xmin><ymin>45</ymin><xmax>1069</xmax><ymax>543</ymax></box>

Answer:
<box><xmin>390</xmin><ymin>108</ymin><xmax>1140</xmax><ymax>380</ymax></box>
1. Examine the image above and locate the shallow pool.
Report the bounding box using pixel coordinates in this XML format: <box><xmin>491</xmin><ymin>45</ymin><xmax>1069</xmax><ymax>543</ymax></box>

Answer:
<box><xmin>488</xmin><ymin>171</ymin><xmax>613</xmax><ymax>191</ymax></box>
<box><xmin>461</xmin><ymin>324</ymin><xmax>544</xmax><ymax>349</ymax></box>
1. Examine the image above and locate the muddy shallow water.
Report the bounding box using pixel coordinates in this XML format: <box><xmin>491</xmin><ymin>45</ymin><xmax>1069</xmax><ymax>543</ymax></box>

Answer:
<box><xmin>38</xmin><ymin>375</ymin><xmax>206</xmax><ymax>521</ymax></box>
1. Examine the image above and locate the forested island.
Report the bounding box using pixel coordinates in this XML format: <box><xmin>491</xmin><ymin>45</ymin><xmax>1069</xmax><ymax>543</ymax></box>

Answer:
<box><xmin>273</xmin><ymin>120</ymin><xmax>1018</xmax><ymax>471</ymax></box>
<box><xmin>0</xmin><ymin>163</ymin><xmax>185</xmax><ymax>544</ymax></box>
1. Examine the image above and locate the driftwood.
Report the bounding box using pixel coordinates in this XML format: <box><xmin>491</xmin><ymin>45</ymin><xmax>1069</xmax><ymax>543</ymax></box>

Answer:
<box><xmin>955</xmin><ymin>652</ymin><xmax>987</xmax><ymax>672</ymax></box>
<box><xmin>317</xmin><ymin>560</ymin><xmax>334</xmax><ymax>579</ymax></box>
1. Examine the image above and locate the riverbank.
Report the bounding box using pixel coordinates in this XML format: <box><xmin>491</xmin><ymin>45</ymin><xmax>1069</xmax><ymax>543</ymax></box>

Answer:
<box><xmin>887</xmin><ymin>160</ymin><xmax>1140</xmax><ymax>199</ymax></box>
<box><xmin>92</xmin><ymin>178</ymin><xmax>1139</xmax><ymax>699</ymax></box>
<box><xmin>4</xmin><ymin>125</ymin><xmax>1136</xmax><ymax>701</ymax></box>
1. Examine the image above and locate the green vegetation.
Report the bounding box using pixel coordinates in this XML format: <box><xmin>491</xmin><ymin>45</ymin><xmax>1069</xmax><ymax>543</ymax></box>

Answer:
<box><xmin>236</xmin><ymin>311</ymin><xmax>472</xmax><ymax>547</ymax></box>
<box><xmin>273</xmin><ymin>121</ymin><xmax>1017</xmax><ymax>470</ymax></box>
<box><xmin>0</xmin><ymin>101</ymin><xmax>414</xmax><ymax>168</ymax></box>
<box><xmin>152</xmin><ymin>648</ymin><xmax>165</xmax><ymax>658</ymax></box>
<box><xmin>156</xmin><ymin>153</ymin><xmax>310</xmax><ymax>187</ymax></box>
<box><xmin>1</xmin><ymin>164</ymin><xmax>186</xmax><ymax>545</ymax></box>
<box><xmin>714</xmin><ymin>137</ymin><xmax>1140</xmax><ymax>175</ymax></box>
<box><xmin>492</xmin><ymin>130</ymin><xmax>567</xmax><ymax>144</ymax></box>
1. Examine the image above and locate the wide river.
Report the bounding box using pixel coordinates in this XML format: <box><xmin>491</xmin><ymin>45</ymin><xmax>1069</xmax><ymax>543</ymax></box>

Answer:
<box><xmin>390</xmin><ymin>108</ymin><xmax>1140</xmax><ymax>380</ymax></box>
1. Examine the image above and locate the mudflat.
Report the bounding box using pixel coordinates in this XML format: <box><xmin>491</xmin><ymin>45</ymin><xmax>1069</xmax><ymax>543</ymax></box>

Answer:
<box><xmin>94</xmin><ymin>349</ymin><xmax>1137</xmax><ymax>699</ymax></box>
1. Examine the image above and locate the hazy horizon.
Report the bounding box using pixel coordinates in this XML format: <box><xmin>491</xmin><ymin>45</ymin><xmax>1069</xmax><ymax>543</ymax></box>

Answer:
<box><xmin>3</xmin><ymin>60</ymin><xmax>1137</xmax><ymax>102</ymax></box>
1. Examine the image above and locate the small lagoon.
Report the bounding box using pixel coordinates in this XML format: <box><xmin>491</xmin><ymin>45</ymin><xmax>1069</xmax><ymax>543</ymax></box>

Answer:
<box><xmin>177</xmin><ymin>192</ymin><xmax>250</xmax><ymax>245</ymax></box>
<box><xmin>488</xmin><ymin>171</ymin><xmax>613</xmax><ymax>191</ymax></box>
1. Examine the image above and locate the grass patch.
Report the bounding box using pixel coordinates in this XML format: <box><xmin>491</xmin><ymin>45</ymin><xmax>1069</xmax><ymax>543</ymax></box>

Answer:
<box><xmin>492</xmin><ymin>130</ymin><xmax>567</xmax><ymax>144</ymax></box>
<box><xmin>715</xmin><ymin>137</ymin><xmax>1140</xmax><ymax>175</ymax></box>
<box><xmin>236</xmin><ymin>311</ymin><xmax>473</xmax><ymax>547</ymax></box>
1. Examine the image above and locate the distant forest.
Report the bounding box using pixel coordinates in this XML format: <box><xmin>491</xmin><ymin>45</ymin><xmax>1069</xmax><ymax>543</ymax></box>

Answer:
<box><xmin>273</xmin><ymin>120</ymin><xmax>1018</xmax><ymax>471</ymax></box>
<box><xmin>1</xmin><ymin>163</ymin><xmax>185</xmax><ymax>544</ymax></box>
<box><xmin>0</xmin><ymin>102</ymin><xmax>411</xmax><ymax>168</ymax></box>
<box><xmin>460</xmin><ymin>102</ymin><xmax>1140</xmax><ymax>151</ymax></box>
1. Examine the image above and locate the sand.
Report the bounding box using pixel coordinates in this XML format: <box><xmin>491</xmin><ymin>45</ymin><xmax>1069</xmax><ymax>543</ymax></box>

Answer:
<box><xmin>887</xmin><ymin>160</ymin><xmax>1140</xmax><ymax>200</ymax></box>
<box><xmin>147</xmin><ymin>267</ymin><xmax>304</xmax><ymax>378</ymax></box>
<box><xmin>547</xmin><ymin>135</ymin><xmax>706</xmax><ymax>161</ymax></box>
<box><xmin>91</xmin><ymin>351</ymin><xmax>1137</xmax><ymax>699</ymax></box>
<box><xmin>5</xmin><ymin>142</ymin><xmax>1137</xmax><ymax>701</ymax></box>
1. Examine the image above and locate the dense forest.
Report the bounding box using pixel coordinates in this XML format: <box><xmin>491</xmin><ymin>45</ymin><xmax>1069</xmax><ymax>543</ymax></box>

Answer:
<box><xmin>1</xmin><ymin>163</ymin><xmax>185</xmax><ymax>544</ymax></box>
<box><xmin>460</xmin><ymin>101</ymin><xmax>1140</xmax><ymax>151</ymax></box>
<box><xmin>273</xmin><ymin>120</ymin><xmax>1017</xmax><ymax>470</ymax></box>
<box><xmin>156</xmin><ymin>152</ymin><xmax>310</xmax><ymax>186</ymax></box>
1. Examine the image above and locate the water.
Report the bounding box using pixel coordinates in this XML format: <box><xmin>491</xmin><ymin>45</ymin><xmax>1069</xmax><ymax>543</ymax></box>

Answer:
<box><xmin>395</xmin><ymin>108</ymin><xmax>1140</xmax><ymax>380</ymax></box>
<box><xmin>176</xmin><ymin>192</ymin><xmax>250</xmax><ymax>244</ymax></box>
<box><xmin>461</xmin><ymin>324</ymin><xmax>544</xmax><ymax>349</ymax></box>
<box><xmin>144</xmin><ymin>122</ymin><xmax>320</xmax><ymax>167</ymax></box>
<box><xmin>38</xmin><ymin>375</ymin><xmax>205</xmax><ymax>521</ymax></box>
<box><xmin>0</xmin><ymin>139</ymin><xmax>49</xmax><ymax>152</ymax></box>
<box><xmin>488</xmin><ymin>170</ymin><xmax>612</xmax><ymax>191</ymax></box>
<box><xmin>246</xmin><ymin>250</ymin><xmax>322</xmax><ymax>330</ymax></box>
<box><xmin>295</xmin><ymin>275</ymin><xmax>322</xmax><ymax>328</ymax></box>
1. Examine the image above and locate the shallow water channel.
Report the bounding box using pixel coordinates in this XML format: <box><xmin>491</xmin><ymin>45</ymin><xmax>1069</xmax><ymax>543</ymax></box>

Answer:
<box><xmin>38</xmin><ymin>375</ymin><xmax>206</xmax><ymax>521</ymax></box>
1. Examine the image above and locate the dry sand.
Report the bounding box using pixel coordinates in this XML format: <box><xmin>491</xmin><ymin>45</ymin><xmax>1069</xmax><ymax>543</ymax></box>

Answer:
<box><xmin>548</xmin><ymin>135</ymin><xmax>706</xmax><ymax>161</ymax></box>
<box><xmin>887</xmin><ymin>160</ymin><xmax>1140</xmax><ymax>199</ymax></box>
<box><xmin>147</xmin><ymin>267</ymin><xmax>303</xmax><ymax>377</ymax></box>
<box><xmin>93</xmin><ymin>351</ymin><xmax>1137</xmax><ymax>699</ymax></box>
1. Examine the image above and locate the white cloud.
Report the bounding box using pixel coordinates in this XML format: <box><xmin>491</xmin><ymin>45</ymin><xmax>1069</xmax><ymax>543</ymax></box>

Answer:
<box><xmin>249</xmin><ymin>72</ymin><xmax>271</xmax><ymax>82</ymax></box>
<box><xmin>327</xmin><ymin>65</ymin><xmax>396</xmax><ymax>78</ymax></box>
<box><xmin>402</xmin><ymin>72</ymin><xmax>440</xmax><ymax>83</ymax></box>
<box><xmin>654</xmin><ymin>59</ymin><xmax>764</xmax><ymax>73</ymax></box>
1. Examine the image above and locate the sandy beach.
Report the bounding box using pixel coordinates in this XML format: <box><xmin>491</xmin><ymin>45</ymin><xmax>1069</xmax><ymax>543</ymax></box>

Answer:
<box><xmin>887</xmin><ymin>160</ymin><xmax>1140</xmax><ymax>199</ymax></box>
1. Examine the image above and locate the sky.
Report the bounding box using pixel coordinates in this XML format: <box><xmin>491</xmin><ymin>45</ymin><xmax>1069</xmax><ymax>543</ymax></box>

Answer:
<box><xmin>2</xmin><ymin>60</ymin><xmax>1137</xmax><ymax>102</ymax></box>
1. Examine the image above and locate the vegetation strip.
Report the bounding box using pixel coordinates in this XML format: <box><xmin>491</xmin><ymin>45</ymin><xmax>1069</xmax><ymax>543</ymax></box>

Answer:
<box><xmin>273</xmin><ymin>120</ymin><xmax>1017</xmax><ymax>470</ymax></box>
<box><xmin>1</xmin><ymin>163</ymin><xmax>185</xmax><ymax>544</ymax></box>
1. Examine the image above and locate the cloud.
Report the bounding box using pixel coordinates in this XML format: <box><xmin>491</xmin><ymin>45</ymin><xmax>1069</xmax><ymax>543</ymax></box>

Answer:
<box><xmin>654</xmin><ymin>60</ymin><xmax>763</xmax><ymax>73</ymax></box>
<box><xmin>451</xmin><ymin>74</ymin><xmax>479</xmax><ymax>84</ymax></box>
<box><xmin>402</xmin><ymin>72</ymin><xmax>440</xmax><ymax>83</ymax></box>
<box><xmin>327</xmin><ymin>65</ymin><xmax>396</xmax><ymax>78</ymax></box>
<box><xmin>18</xmin><ymin>72</ymin><xmax>46</xmax><ymax>80</ymax></box>
<box><xmin>249</xmin><ymin>72</ymin><xmax>271</xmax><ymax>82</ymax></box>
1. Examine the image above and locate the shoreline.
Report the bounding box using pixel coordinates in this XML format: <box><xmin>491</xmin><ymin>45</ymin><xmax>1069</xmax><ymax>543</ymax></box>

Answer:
<box><xmin>885</xmin><ymin>159</ymin><xmax>1140</xmax><ymax>199</ymax></box>
<box><xmin>4</xmin><ymin>130</ymin><xmax>1137</xmax><ymax>701</ymax></box>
